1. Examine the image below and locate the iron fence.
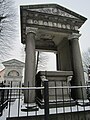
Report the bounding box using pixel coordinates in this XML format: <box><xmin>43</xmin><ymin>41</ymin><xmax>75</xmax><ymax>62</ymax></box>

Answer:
<box><xmin>0</xmin><ymin>81</ymin><xmax>90</xmax><ymax>120</ymax></box>
<box><xmin>0</xmin><ymin>83</ymin><xmax>9</xmax><ymax>116</ymax></box>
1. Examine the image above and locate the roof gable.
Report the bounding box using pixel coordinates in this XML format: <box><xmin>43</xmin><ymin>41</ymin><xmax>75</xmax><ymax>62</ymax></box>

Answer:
<box><xmin>2</xmin><ymin>59</ymin><xmax>25</xmax><ymax>67</ymax></box>
<box><xmin>0</xmin><ymin>63</ymin><xmax>5</xmax><ymax>72</ymax></box>
<box><xmin>21</xmin><ymin>4</ymin><xmax>87</xmax><ymax>21</ymax></box>
<box><xmin>20</xmin><ymin>4</ymin><xmax>87</xmax><ymax>44</ymax></box>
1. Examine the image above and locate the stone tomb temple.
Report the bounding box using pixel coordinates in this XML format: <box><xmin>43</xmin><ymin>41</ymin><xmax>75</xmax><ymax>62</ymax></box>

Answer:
<box><xmin>20</xmin><ymin>4</ymin><xmax>87</xmax><ymax>105</ymax></box>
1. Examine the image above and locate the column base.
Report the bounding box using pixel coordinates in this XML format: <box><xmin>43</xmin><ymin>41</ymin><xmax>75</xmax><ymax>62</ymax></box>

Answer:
<box><xmin>36</xmin><ymin>98</ymin><xmax>76</xmax><ymax>109</ymax></box>
<box><xmin>21</xmin><ymin>103</ymin><xmax>39</xmax><ymax>112</ymax></box>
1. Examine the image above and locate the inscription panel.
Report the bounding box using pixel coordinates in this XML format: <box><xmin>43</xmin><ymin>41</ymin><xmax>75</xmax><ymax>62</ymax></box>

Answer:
<box><xmin>26</xmin><ymin>10</ymin><xmax>79</xmax><ymax>31</ymax></box>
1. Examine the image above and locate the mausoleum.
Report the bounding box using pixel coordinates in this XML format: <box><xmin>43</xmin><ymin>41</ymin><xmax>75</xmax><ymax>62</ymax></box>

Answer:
<box><xmin>20</xmin><ymin>4</ymin><xmax>87</xmax><ymax>104</ymax></box>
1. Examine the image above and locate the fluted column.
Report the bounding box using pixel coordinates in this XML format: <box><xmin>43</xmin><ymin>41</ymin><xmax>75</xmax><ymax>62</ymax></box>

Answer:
<box><xmin>68</xmin><ymin>33</ymin><xmax>86</xmax><ymax>99</ymax></box>
<box><xmin>24</xmin><ymin>27</ymin><xmax>37</xmax><ymax>103</ymax></box>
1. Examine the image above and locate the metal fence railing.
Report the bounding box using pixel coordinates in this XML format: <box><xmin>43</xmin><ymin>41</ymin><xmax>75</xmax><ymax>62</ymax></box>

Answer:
<box><xmin>0</xmin><ymin>83</ymin><xmax>9</xmax><ymax>116</ymax></box>
<box><xmin>0</xmin><ymin>81</ymin><xmax>90</xmax><ymax>120</ymax></box>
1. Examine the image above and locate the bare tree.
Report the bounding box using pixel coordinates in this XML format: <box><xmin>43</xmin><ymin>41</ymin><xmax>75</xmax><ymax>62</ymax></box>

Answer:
<box><xmin>82</xmin><ymin>48</ymin><xmax>90</xmax><ymax>73</ymax></box>
<box><xmin>82</xmin><ymin>49</ymin><xmax>90</xmax><ymax>84</ymax></box>
<box><xmin>82</xmin><ymin>48</ymin><xmax>90</xmax><ymax>81</ymax></box>
<box><xmin>0</xmin><ymin>0</ymin><xmax>18</xmax><ymax>62</ymax></box>
<box><xmin>36</xmin><ymin>51</ymin><xmax>49</xmax><ymax>73</ymax></box>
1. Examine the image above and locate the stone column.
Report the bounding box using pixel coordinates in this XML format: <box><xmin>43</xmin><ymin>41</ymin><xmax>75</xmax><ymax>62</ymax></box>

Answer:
<box><xmin>68</xmin><ymin>33</ymin><xmax>87</xmax><ymax>99</ymax></box>
<box><xmin>24</xmin><ymin>27</ymin><xmax>37</xmax><ymax>103</ymax></box>
<box><xmin>56</xmin><ymin>39</ymin><xmax>72</xmax><ymax>71</ymax></box>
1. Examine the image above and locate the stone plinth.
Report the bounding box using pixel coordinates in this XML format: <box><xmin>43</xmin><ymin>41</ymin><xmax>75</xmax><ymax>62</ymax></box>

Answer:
<box><xmin>36</xmin><ymin>71</ymin><xmax>73</xmax><ymax>102</ymax></box>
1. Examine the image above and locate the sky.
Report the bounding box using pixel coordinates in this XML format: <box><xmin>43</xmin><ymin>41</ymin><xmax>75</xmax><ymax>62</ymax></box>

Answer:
<box><xmin>14</xmin><ymin>0</ymin><xmax>90</xmax><ymax>52</ymax></box>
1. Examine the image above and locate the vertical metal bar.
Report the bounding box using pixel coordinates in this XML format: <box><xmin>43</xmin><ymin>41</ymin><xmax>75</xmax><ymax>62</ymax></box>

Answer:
<box><xmin>35</xmin><ymin>82</ymin><xmax>38</xmax><ymax>119</ymax></box>
<box><xmin>35</xmin><ymin>103</ymin><xmax>38</xmax><ymax>120</ymax></box>
<box><xmin>27</xmin><ymin>81</ymin><xmax>29</xmax><ymax>116</ymax></box>
<box><xmin>76</xmin><ymin>99</ymin><xmax>80</xmax><ymax>120</ymax></box>
<box><xmin>43</xmin><ymin>80</ymin><xmax>49</xmax><ymax>120</ymax></box>
<box><xmin>80</xmin><ymin>82</ymin><xmax>86</xmax><ymax>120</ymax></box>
<box><xmin>6</xmin><ymin>88</ymin><xmax>9</xmax><ymax>109</ymax></box>
<box><xmin>55</xmin><ymin>81</ymin><xmax>58</xmax><ymax>115</ymax></box>
<box><xmin>8</xmin><ymin>81</ymin><xmax>12</xmax><ymax>117</ymax></box>
<box><xmin>69</xmin><ymin>87</ymin><xmax>73</xmax><ymax>120</ymax></box>
<box><xmin>1</xmin><ymin>86</ymin><xmax>4</xmax><ymax>105</ymax></box>
<box><xmin>35</xmin><ymin>103</ymin><xmax>37</xmax><ymax>116</ymax></box>
<box><xmin>62</xmin><ymin>81</ymin><xmax>65</xmax><ymax>120</ymax></box>
<box><xmin>1</xmin><ymin>83</ymin><xmax>4</xmax><ymax>116</ymax></box>
<box><xmin>36</xmin><ymin>51</ymin><xmax>39</xmax><ymax>73</ymax></box>
<box><xmin>18</xmin><ymin>82</ymin><xmax>21</xmax><ymax>117</ymax></box>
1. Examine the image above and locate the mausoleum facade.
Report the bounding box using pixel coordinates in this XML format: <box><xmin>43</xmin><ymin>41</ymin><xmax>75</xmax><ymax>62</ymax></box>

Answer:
<box><xmin>20</xmin><ymin>4</ymin><xmax>87</xmax><ymax>103</ymax></box>
<box><xmin>3</xmin><ymin>59</ymin><xmax>24</xmax><ymax>87</ymax></box>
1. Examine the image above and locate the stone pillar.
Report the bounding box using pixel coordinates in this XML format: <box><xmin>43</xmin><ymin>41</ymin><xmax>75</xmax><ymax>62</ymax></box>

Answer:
<box><xmin>24</xmin><ymin>27</ymin><xmax>37</xmax><ymax>103</ymax></box>
<box><xmin>56</xmin><ymin>39</ymin><xmax>72</xmax><ymax>71</ymax></box>
<box><xmin>68</xmin><ymin>33</ymin><xmax>86</xmax><ymax>99</ymax></box>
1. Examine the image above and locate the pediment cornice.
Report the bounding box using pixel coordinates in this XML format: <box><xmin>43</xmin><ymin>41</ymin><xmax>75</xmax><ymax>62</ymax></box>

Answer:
<box><xmin>20</xmin><ymin>4</ymin><xmax>87</xmax><ymax>44</ymax></box>
<box><xmin>2</xmin><ymin>59</ymin><xmax>25</xmax><ymax>67</ymax></box>
<box><xmin>20</xmin><ymin>4</ymin><xmax>87</xmax><ymax>21</ymax></box>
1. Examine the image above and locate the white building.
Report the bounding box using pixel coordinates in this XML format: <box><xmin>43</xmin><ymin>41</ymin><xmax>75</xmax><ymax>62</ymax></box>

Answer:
<box><xmin>0</xmin><ymin>63</ymin><xmax>5</xmax><ymax>83</ymax></box>
<box><xmin>3</xmin><ymin>59</ymin><xmax>24</xmax><ymax>87</ymax></box>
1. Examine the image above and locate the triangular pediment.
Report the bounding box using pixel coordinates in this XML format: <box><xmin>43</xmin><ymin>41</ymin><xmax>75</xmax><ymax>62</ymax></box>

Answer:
<box><xmin>0</xmin><ymin>63</ymin><xmax>5</xmax><ymax>71</ymax></box>
<box><xmin>2</xmin><ymin>59</ymin><xmax>25</xmax><ymax>67</ymax></box>
<box><xmin>29</xmin><ymin>7</ymin><xmax>77</xmax><ymax>19</ymax></box>
<box><xmin>20</xmin><ymin>4</ymin><xmax>87</xmax><ymax>44</ymax></box>
<box><xmin>21</xmin><ymin>4</ymin><xmax>87</xmax><ymax>21</ymax></box>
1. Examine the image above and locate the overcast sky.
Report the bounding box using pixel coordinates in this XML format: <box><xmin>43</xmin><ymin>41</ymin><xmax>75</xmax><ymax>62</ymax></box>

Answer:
<box><xmin>14</xmin><ymin>0</ymin><xmax>90</xmax><ymax>52</ymax></box>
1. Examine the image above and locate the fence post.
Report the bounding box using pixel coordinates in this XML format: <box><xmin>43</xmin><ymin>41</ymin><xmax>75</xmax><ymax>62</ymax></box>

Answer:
<box><xmin>43</xmin><ymin>80</ymin><xmax>49</xmax><ymax>120</ymax></box>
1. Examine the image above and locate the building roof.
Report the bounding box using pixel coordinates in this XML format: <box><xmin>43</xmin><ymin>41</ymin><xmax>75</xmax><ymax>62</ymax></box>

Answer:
<box><xmin>2</xmin><ymin>59</ymin><xmax>25</xmax><ymax>67</ymax></box>
<box><xmin>0</xmin><ymin>63</ymin><xmax>5</xmax><ymax>72</ymax></box>
<box><xmin>20</xmin><ymin>3</ymin><xmax>87</xmax><ymax>44</ymax></box>
<box><xmin>20</xmin><ymin>3</ymin><xmax>87</xmax><ymax>21</ymax></box>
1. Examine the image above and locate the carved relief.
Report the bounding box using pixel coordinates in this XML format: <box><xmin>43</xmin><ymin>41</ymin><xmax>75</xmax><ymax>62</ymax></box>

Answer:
<box><xmin>40</xmin><ymin>34</ymin><xmax>54</xmax><ymax>40</ymax></box>
<box><xmin>30</xmin><ymin>7</ymin><xmax>77</xmax><ymax>19</ymax></box>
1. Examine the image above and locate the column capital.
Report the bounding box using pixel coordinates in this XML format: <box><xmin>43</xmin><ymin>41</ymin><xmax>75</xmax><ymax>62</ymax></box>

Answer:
<box><xmin>68</xmin><ymin>33</ymin><xmax>81</xmax><ymax>40</ymax></box>
<box><xmin>26</xmin><ymin>27</ymin><xmax>37</xmax><ymax>35</ymax></box>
